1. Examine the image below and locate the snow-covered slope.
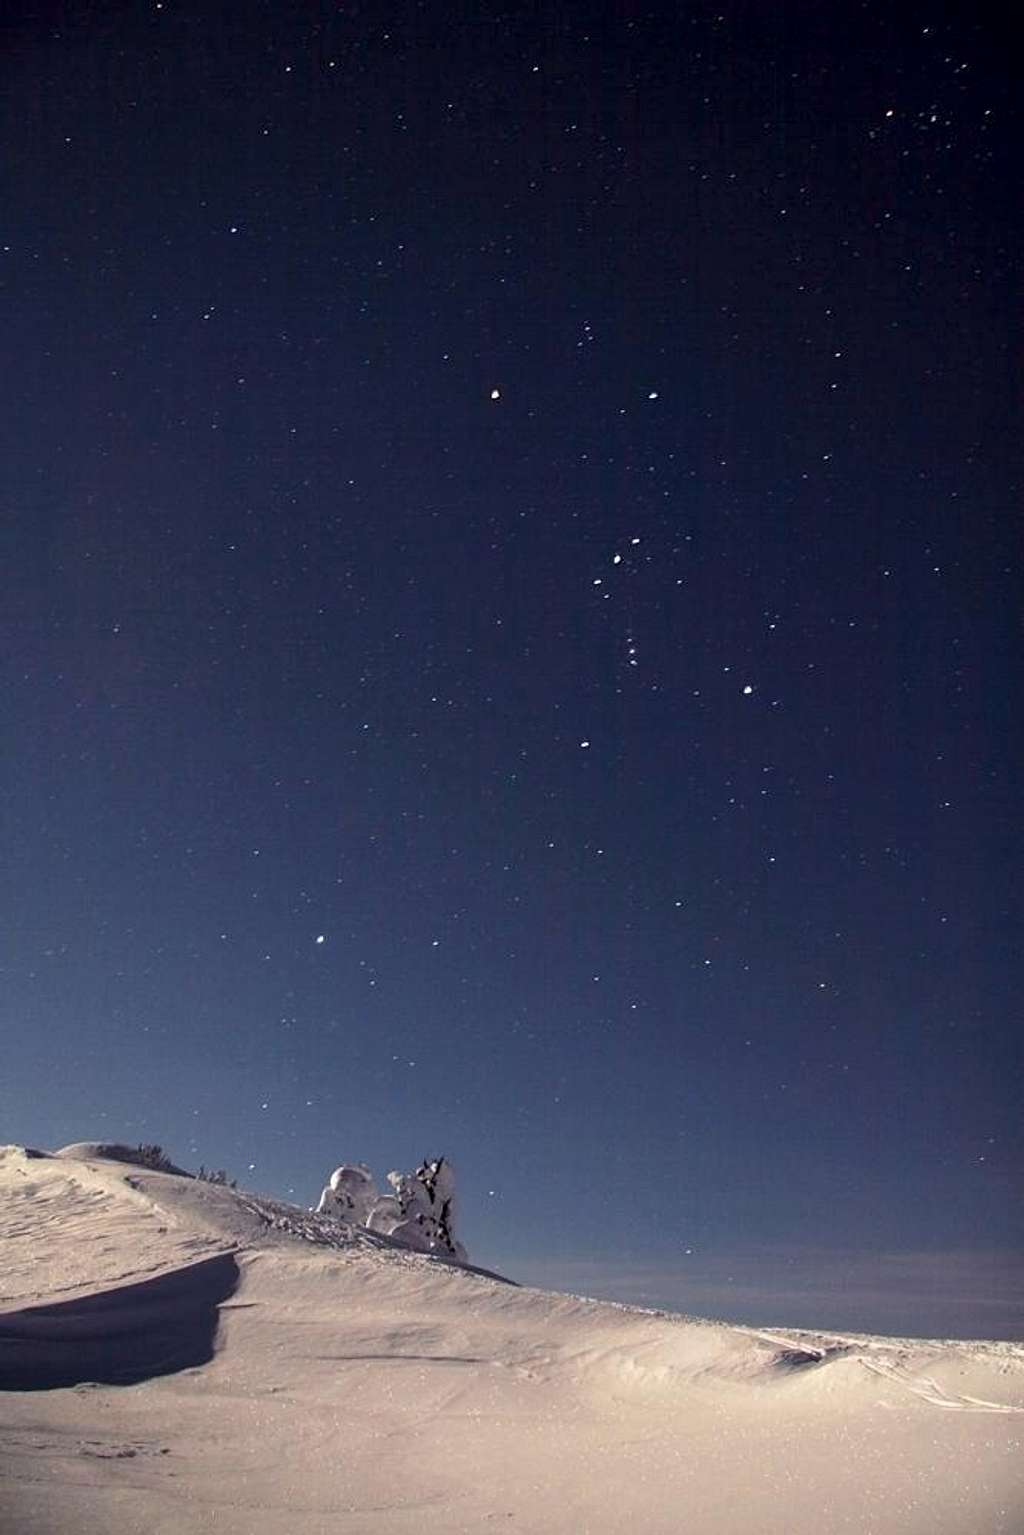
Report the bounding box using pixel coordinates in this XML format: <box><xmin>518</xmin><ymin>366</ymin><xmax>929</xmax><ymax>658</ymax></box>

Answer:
<box><xmin>1</xmin><ymin>1143</ymin><xmax>1021</xmax><ymax>1534</ymax></box>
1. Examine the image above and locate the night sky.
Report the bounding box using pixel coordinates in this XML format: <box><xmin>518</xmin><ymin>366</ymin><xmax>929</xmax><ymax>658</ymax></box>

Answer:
<box><xmin>3</xmin><ymin>2</ymin><xmax>1020</xmax><ymax>1334</ymax></box>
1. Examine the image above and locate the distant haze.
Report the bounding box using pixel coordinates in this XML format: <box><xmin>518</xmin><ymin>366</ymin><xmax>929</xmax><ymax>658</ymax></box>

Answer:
<box><xmin>504</xmin><ymin>1247</ymin><xmax>1024</xmax><ymax>1342</ymax></box>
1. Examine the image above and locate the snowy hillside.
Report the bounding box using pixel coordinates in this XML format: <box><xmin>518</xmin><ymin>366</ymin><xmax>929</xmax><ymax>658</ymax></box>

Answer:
<box><xmin>1</xmin><ymin>1142</ymin><xmax>1022</xmax><ymax>1534</ymax></box>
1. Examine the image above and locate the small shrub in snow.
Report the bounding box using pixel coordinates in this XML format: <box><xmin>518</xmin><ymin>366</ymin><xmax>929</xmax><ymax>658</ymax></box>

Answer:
<box><xmin>196</xmin><ymin>1166</ymin><xmax>237</xmax><ymax>1188</ymax></box>
<box><xmin>134</xmin><ymin>1143</ymin><xmax>177</xmax><ymax>1172</ymax></box>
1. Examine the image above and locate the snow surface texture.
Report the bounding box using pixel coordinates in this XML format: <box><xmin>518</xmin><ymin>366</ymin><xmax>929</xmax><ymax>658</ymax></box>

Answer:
<box><xmin>1</xmin><ymin>1143</ymin><xmax>1022</xmax><ymax>1535</ymax></box>
<box><xmin>315</xmin><ymin>1156</ymin><xmax>468</xmax><ymax>1262</ymax></box>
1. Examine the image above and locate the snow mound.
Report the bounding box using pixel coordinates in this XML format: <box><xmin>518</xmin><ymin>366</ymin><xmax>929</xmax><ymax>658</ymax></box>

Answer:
<box><xmin>53</xmin><ymin>1141</ymin><xmax>192</xmax><ymax>1175</ymax></box>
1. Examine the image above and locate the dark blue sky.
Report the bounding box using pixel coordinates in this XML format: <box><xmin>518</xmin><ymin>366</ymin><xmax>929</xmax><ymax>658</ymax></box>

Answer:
<box><xmin>3</xmin><ymin>1</ymin><xmax>1019</xmax><ymax>1332</ymax></box>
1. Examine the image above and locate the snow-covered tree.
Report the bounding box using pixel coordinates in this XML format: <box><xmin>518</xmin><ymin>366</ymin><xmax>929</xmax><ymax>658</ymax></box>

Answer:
<box><xmin>315</xmin><ymin>1162</ymin><xmax>378</xmax><ymax>1224</ymax></box>
<box><xmin>315</xmin><ymin>1155</ymin><xmax>467</xmax><ymax>1261</ymax></box>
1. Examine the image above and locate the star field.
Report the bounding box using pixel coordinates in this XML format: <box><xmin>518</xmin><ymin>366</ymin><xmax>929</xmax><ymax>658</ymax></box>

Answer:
<box><xmin>2</xmin><ymin>1</ymin><xmax>1019</xmax><ymax>1324</ymax></box>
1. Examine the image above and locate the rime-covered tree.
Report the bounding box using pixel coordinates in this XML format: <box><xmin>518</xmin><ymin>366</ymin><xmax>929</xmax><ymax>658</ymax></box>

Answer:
<box><xmin>316</xmin><ymin>1155</ymin><xmax>467</xmax><ymax>1261</ymax></box>
<box><xmin>315</xmin><ymin>1163</ymin><xmax>379</xmax><ymax>1224</ymax></box>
